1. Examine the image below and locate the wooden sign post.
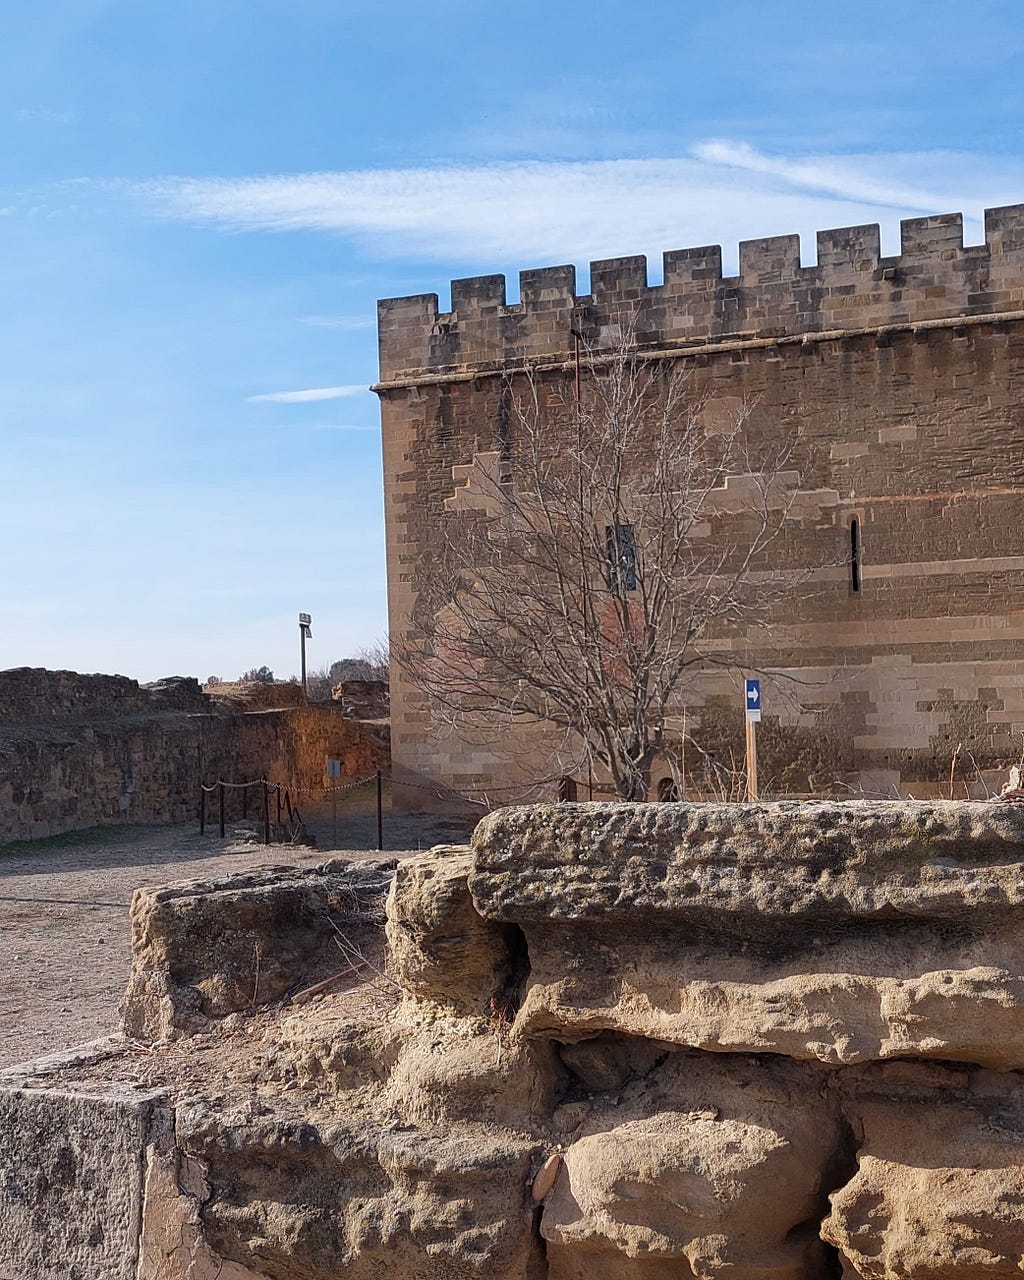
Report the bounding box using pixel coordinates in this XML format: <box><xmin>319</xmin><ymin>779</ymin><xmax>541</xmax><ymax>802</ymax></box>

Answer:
<box><xmin>744</xmin><ymin>679</ymin><xmax>761</xmax><ymax>802</ymax></box>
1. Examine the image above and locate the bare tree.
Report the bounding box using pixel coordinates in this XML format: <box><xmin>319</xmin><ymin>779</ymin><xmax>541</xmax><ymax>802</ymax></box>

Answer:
<box><xmin>401</xmin><ymin>337</ymin><xmax>807</xmax><ymax>801</ymax></box>
<box><xmin>302</xmin><ymin>664</ymin><xmax>335</xmax><ymax>701</ymax></box>
<box><xmin>356</xmin><ymin>636</ymin><xmax>390</xmax><ymax>683</ymax></box>
<box><xmin>329</xmin><ymin>637</ymin><xmax>390</xmax><ymax>685</ymax></box>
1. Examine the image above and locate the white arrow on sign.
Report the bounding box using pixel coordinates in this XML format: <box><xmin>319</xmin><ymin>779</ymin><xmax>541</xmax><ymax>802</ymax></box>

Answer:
<box><xmin>745</xmin><ymin>679</ymin><xmax>761</xmax><ymax>723</ymax></box>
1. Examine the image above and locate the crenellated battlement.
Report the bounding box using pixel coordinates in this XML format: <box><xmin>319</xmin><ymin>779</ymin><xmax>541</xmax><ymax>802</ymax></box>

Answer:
<box><xmin>377</xmin><ymin>204</ymin><xmax>1024</xmax><ymax>383</ymax></box>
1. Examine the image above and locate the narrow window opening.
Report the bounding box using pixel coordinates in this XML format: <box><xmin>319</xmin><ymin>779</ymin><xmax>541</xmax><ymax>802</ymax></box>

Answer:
<box><xmin>606</xmin><ymin>523</ymin><xmax>638</xmax><ymax>592</ymax></box>
<box><xmin>850</xmin><ymin>518</ymin><xmax>862</xmax><ymax>593</ymax></box>
<box><xmin>657</xmin><ymin>777</ymin><xmax>679</xmax><ymax>802</ymax></box>
<box><xmin>557</xmin><ymin>775</ymin><xmax>578</xmax><ymax>802</ymax></box>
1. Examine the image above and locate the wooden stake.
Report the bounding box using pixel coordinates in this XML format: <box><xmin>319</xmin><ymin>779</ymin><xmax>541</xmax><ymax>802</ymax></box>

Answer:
<box><xmin>745</xmin><ymin>716</ymin><xmax>758</xmax><ymax>803</ymax></box>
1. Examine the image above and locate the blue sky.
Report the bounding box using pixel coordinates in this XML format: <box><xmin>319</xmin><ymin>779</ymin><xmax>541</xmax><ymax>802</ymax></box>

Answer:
<box><xmin>1</xmin><ymin>0</ymin><xmax>1021</xmax><ymax>681</ymax></box>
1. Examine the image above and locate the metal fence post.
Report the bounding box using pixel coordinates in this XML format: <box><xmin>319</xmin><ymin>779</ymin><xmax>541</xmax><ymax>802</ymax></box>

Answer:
<box><xmin>376</xmin><ymin>770</ymin><xmax>384</xmax><ymax>851</ymax></box>
<box><xmin>218</xmin><ymin>782</ymin><xmax>226</xmax><ymax>838</ymax></box>
<box><xmin>262</xmin><ymin>782</ymin><xmax>271</xmax><ymax>845</ymax></box>
<box><xmin>199</xmin><ymin>787</ymin><xmax>206</xmax><ymax>835</ymax></box>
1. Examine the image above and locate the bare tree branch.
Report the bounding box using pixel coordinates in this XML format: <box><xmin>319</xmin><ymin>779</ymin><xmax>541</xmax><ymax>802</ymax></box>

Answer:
<box><xmin>399</xmin><ymin>327</ymin><xmax>820</xmax><ymax>800</ymax></box>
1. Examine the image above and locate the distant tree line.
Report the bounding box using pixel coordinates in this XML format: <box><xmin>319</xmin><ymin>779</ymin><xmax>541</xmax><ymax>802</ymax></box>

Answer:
<box><xmin>211</xmin><ymin>637</ymin><xmax>390</xmax><ymax>700</ymax></box>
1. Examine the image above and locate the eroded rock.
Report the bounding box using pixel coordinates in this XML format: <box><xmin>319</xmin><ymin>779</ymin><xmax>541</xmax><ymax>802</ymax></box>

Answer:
<box><xmin>471</xmin><ymin>803</ymin><xmax>1024</xmax><ymax>1068</ymax></box>
<box><xmin>543</xmin><ymin>1050</ymin><xmax>843</xmax><ymax>1280</ymax></box>
<box><xmin>385</xmin><ymin>846</ymin><xmax>520</xmax><ymax>1017</ymax></box>
<box><xmin>7</xmin><ymin>800</ymin><xmax>1024</xmax><ymax>1279</ymax></box>
<box><xmin>825</xmin><ymin>1063</ymin><xmax>1024</xmax><ymax>1279</ymax></box>
<box><xmin>178</xmin><ymin>1109</ymin><xmax>545</xmax><ymax>1280</ymax></box>
<box><xmin>122</xmin><ymin>857</ymin><xmax>396</xmax><ymax>1040</ymax></box>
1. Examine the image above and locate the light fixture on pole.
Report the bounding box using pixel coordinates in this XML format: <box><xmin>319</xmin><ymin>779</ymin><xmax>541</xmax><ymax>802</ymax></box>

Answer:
<box><xmin>299</xmin><ymin>613</ymin><xmax>312</xmax><ymax>699</ymax></box>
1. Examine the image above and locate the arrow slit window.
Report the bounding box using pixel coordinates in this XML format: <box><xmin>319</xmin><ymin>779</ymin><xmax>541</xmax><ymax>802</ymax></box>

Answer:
<box><xmin>850</xmin><ymin>518</ymin><xmax>862</xmax><ymax>593</ymax></box>
<box><xmin>606</xmin><ymin>524</ymin><xmax>638</xmax><ymax>592</ymax></box>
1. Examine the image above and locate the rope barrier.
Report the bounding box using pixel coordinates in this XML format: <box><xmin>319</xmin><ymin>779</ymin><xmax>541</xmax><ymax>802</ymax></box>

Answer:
<box><xmin>201</xmin><ymin>775</ymin><xmax>379</xmax><ymax>797</ymax></box>
<box><xmin>197</xmin><ymin>768</ymin><xmax>547</xmax><ymax>851</ymax></box>
<box><xmin>199</xmin><ymin>770</ymin><xmax>388</xmax><ymax>849</ymax></box>
<box><xmin>289</xmin><ymin>776</ymin><xmax>379</xmax><ymax>797</ymax></box>
<box><xmin>202</xmin><ymin>769</ymin><xmax>594</xmax><ymax>810</ymax></box>
<box><xmin>200</xmin><ymin>778</ymin><xmax>271</xmax><ymax>793</ymax></box>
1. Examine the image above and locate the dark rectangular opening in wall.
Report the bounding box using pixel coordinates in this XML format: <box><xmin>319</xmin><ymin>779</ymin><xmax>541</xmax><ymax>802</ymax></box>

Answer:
<box><xmin>850</xmin><ymin>518</ymin><xmax>862</xmax><ymax>593</ymax></box>
<box><xmin>607</xmin><ymin>524</ymin><xmax>638</xmax><ymax>591</ymax></box>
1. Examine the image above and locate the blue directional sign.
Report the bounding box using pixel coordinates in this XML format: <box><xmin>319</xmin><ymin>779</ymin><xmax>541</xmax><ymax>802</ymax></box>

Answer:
<box><xmin>745</xmin><ymin>678</ymin><xmax>762</xmax><ymax>723</ymax></box>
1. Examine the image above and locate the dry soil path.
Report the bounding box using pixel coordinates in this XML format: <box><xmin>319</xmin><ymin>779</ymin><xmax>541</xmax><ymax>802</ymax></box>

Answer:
<box><xmin>0</xmin><ymin>816</ymin><xmax>472</xmax><ymax>1069</ymax></box>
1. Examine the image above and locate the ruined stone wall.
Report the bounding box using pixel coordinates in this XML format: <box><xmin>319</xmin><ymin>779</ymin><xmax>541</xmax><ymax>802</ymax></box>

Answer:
<box><xmin>0</xmin><ymin>669</ymin><xmax>388</xmax><ymax>843</ymax></box>
<box><xmin>6</xmin><ymin>801</ymin><xmax>1024</xmax><ymax>1278</ymax></box>
<box><xmin>376</xmin><ymin>204</ymin><xmax>1024</xmax><ymax>804</ymax></box>
<box><xmin>0</xmin><ymin>668</ymin><xmax>210</xmax><ymax>722</ymax></box>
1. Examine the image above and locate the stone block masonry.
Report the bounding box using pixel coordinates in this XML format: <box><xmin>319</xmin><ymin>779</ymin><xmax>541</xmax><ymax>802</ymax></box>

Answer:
<box><xmin>375</xmin><ymin>204</ymin><xmax>1024</xmax><ymax>804</ymax></box>
<box><xmin>5</xmin><ymin>801</ymin><xmax>1024</xmax><ymax>1277</ymax></box>
<box><xmin>0</xmin><ymin>668</ymin><xmax>388</xmax><ymax>843</ymax></box>
<box><xmin>378</xmin><ymin>206</ymin><xmax>1024</xmax><ymax>380</ymax></box>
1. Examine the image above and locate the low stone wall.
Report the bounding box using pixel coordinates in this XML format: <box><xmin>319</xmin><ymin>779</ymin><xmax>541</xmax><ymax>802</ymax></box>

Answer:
<box><xmin>0</xmin><ymin>669</ymin><xmax>388</xmax><ymax>843</ymax></box>
<box><xmin>0</xmin><ymin>668</ymin><xmax>210</xmax><ymax>722</ymax></box>
<box><xmin>6</xmin><ymin>800</ymin><xmax>1024</xmax><ymax>1278</ymax></box>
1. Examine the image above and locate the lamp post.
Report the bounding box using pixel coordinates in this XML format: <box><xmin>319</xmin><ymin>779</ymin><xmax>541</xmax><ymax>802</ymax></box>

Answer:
<box><xmin>299</xmin><ymin>613</ymin><xmax>312</xmax><ymax>699</ymax></box>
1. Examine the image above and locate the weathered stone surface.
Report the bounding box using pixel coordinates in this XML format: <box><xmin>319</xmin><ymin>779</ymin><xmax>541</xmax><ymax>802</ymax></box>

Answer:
<box><xmin>385</xmin><ymin>845</ymin><xmax>521</xmax><ymax>1016</ymax></box>
<box><xmin>136</xmin><ymin>1109</ymin><xmax>271</xmax><ymax>1280</ymax></box>
<box><xmin>513</xmin><ymin>919</ymin><xmax>1024</xmax><ymax>1069</ymax></box>
<box><xmin>179</xmin><ymin>1108</ymin><xmax>545</xmax><ymax>1280</ymax></box>
<box><xmin>471</xmin><ymin>802</ymin><xmax>1024</xmax><ymax>1068</ymax></box>
<box><xmin>11</xmin><ymin>802</ymin><xmax>1024</xmax><ymax>1278</ymax></box>
<box><xmin>0</xmin><ymin>1081</ymin><xmax>162</xmax><ymax>1280</ymax></box>
<box><xmin>543</xmin><ymin>1050</ymin><xmax>843</xmax><ymax>1280</ymax></box>
<box><xmin>386</xmin><ymin>1023</ymin><xmax>560</xmax><ymax>1129</ymax></box>
<box><xmin>122</xmin><ymin>857</ymin><xmax>396</xmax><ymax>1040</ymax></box>
<box><xmin>470</xmin><ymin>802</ymin><xmax>1024</xmax><ymax>923</ymax></box>
<box><xmin>824</xmin><ymin>1063</ymin><xmax>1024</xmax><ymax>1279</ymax></box>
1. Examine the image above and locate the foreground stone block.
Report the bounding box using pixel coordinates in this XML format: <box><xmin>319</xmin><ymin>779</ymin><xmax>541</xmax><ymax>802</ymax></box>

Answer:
<box><xmin>8</xmin><ymin>801</ymin><xmax>1024</xmax><ymax>1278</ymax></box>
<box><xmin>471</xmin><ymin>802</ymin><xmax>1024</xmax><ymax>923</ymax></box>
<box><xmin>123</xmin><ymin>857</ymin><xmax>395</xmax><ymax>1040</ymax></box>
<box><xmin>543</xmin><ymin>1051</ymin><xmax>843</xmax><ymax>1280</ymax></box>
<box><xmin>0</xmin><ymin>1044</ymin><xmax>164</xmax><ymax>1280</ymax></box>
<box><xmin>823</xmin><ymin>1063</ymin><xmax>1024</xmax><ymax>1279</ymax></box>
<box><xmin>385</xmin><ymin>846</ymin><xmax>519</xmax><ymax>1016</ymax></box>
<box><xmin>471</xmin><ymin>802</ymin><xmax>1024</xmax><ymax>1068</ymax></box>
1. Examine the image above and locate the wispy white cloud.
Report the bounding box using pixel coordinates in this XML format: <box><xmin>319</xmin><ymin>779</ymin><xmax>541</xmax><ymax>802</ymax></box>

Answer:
<box><xmin>690</xmin><ymin>141</ymin><xmax>970</xmax><ymax>216</ymax></box>
<box><xmin>246</xmin><ymin>384</ymin><xmax>368</xmax><ymax>403</ymax></box>
<box><xmin>15</xmin><ymin>107</ymin><xmax>77</xmax><ymax>126</ymax></box>
<box><xmin>131</xmin><ymin>146</ymin><xmax>1022</xmax><ymax>274</ymax></box>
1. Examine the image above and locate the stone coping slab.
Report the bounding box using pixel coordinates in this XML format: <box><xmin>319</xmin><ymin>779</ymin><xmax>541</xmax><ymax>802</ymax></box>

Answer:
<box><xmin>469</xmin><ymin>800</ymin><xmax>1024</xmax><ymax>924</ymax></box>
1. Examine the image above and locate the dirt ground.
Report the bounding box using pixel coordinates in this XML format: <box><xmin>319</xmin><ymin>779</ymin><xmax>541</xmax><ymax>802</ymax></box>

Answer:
<box><xmin>0</xmin><ymin>812</ymin><xmax>475</xmax><ymax>1070</ymax></box>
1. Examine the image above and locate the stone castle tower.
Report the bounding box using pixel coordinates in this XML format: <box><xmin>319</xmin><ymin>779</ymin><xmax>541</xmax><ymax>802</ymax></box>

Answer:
<box><xmin>375</xmin><ymin>205</ymin><xmax>1024</xmax><ymax>806</ymax></box>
